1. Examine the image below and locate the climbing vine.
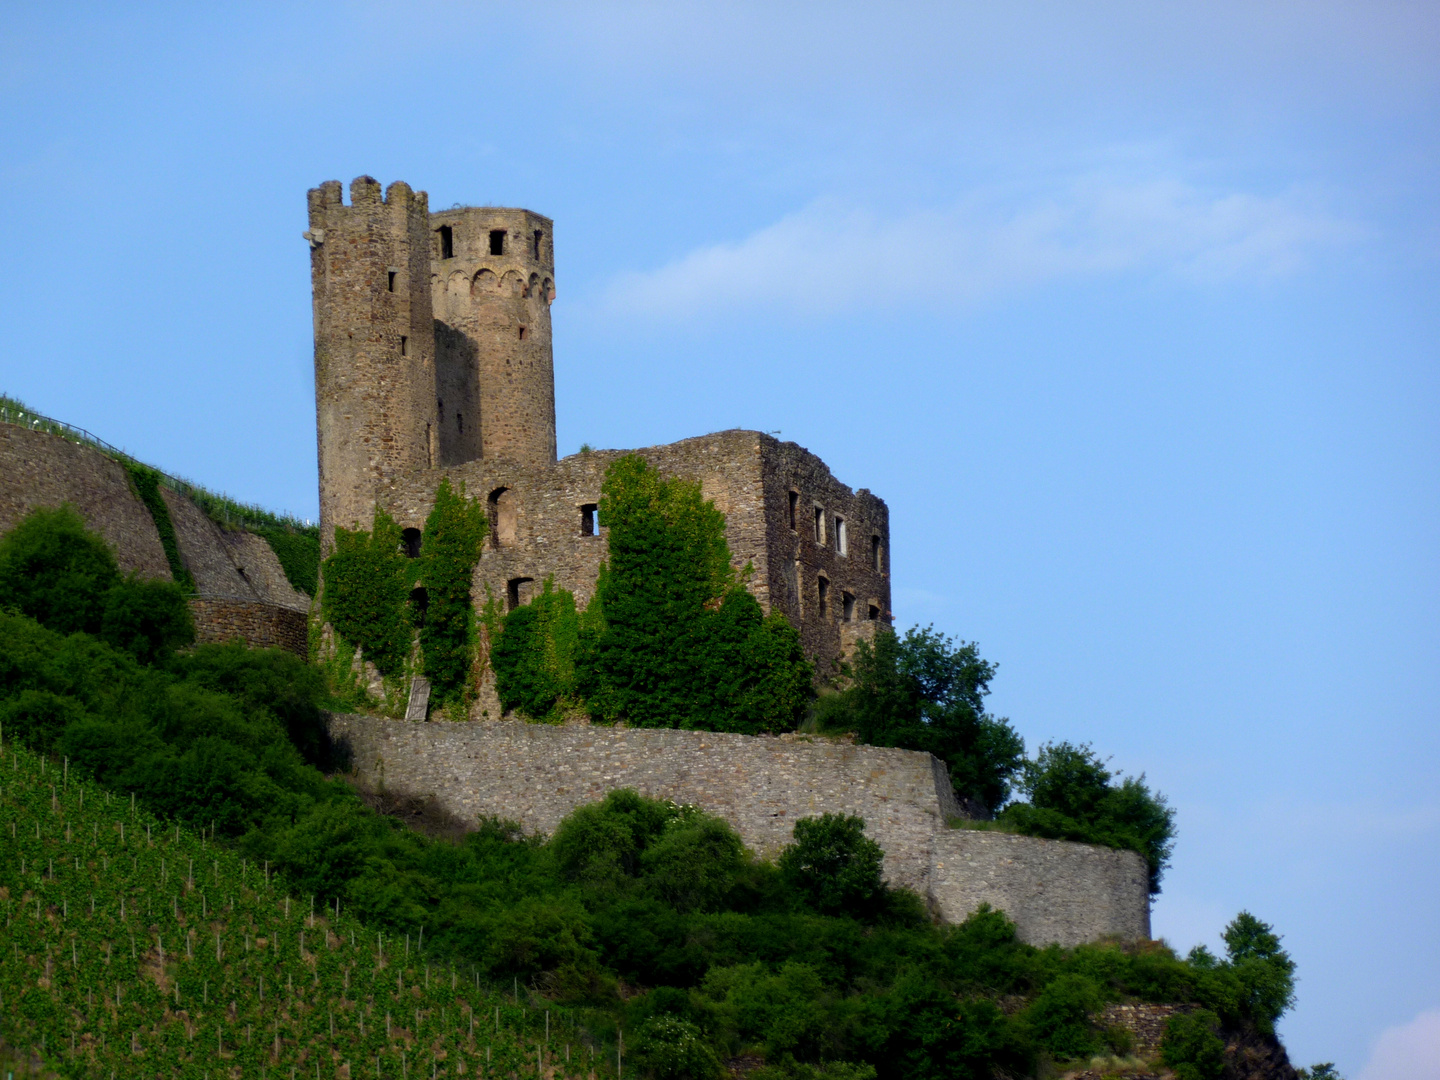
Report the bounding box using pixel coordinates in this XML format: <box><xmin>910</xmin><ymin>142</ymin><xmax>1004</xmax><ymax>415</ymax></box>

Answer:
<box><xmin>124</xmin><ymin>462</ymin><xmax>195</xmax><ymax>592</ymax></box>
<box><xmin>416</xmin><ymin>478</ymin><xmax>488</xmax><ymax>711</ymax></box>
<box><xmin>320</xmin><ymin>506</ymin><xmax>412</xmax><ymax>678</ymax></box>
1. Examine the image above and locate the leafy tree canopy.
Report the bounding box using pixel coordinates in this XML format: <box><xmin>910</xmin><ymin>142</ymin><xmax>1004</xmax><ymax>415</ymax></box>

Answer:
<box><xmin>812</xmin><ymin>625</ymin><xmax>1024</xmax><ymax>815</ymax></box>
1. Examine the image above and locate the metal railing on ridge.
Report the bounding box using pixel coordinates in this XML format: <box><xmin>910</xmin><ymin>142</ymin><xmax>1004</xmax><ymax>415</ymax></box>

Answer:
<box><xmin>0</xmin><ymin>398</ymin><xmax>315</xmax><ymax>534</ymax></box>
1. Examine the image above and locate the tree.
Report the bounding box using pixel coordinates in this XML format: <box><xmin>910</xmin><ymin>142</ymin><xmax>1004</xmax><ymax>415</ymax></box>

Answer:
<box><xmin>100</xmin><ymin>573</ymin><xmax>195</xmax><ymax>664</ymax></box>
<box><xmin>0</xmin><ymin>504</ymin><xmax>121</xmax><ymax>635</ymax></box>
<box><xmin>1161</xmin><ymin>1010</ymin><xmax>1226</xmax><ymax>1080</ymax></box>
<box><xmin>998</xmin><ymin>741</ymin><xmax>1176</xmax><ymax>895</ymax></box>
<box><xmin>813</xmin><ymin>625</ymin><xmax>1023</xmax><ymax>815</ymax></box>
<box><xmin>779</xmin><ymin>813</ymin><xmax>886</xmax><ymax>917</ymax></box>
<box><xmin>1222</xmin><ymin>911</ymin><xmax>1296</xmax><ymax>1032</ymax></box>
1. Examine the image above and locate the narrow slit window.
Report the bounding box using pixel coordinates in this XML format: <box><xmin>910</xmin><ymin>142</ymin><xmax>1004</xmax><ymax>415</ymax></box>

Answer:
<box><xmin>788</xmin><ymin>491</ymin><xmax>799</xmax><ymax>530</ymax></box>
<box><xmin>489</xmin><ymin>229</ymin><xmax>506</xmax><ymax>256</ymax></box>
<box><xmin>437</xmin><ymin>398</ymin><xmax>444</xmax><ymax>421</ymax></box>
<box><xmin>518</xmin><ymin>326</ymin><xmax>527</xmax><ymax>341</ymax></box>
<box><xmin>580</xmin><ymin>503</ymin><xmax>598</xmax><ymax>536</ymax></box>
<box><xmin>814</xmin><ymin>506</ymin><xmax>825</xmax><ymax>544</ymax></box>
<box><xmin>835</xmin><ymin>517</ymin><xmax>847</xmax><ymax>556</ymax></box>
<box><xmin>871</xmin><ymin>535</ymin><xmax>882</xmax><ymax>571</ymax></box>
<box><xmin>387</xmin><ymin>270</ymin><xmax>396</xmax><ymax>292</ymax></box>
<box><xmin>457</xmin><ymin>412</ymin><xmax>464</xmax><ymax>433</ymax></box>
<box><xmin>817</xmin><ymin>576</ymin><xmax>829</xmax><ymax>618</ymax></box>
<box><xmin>533</xmin><ymin>230</ymin><xmax>544</xmax><ymax>259</ymax></box>
<box><xmin>399</xmin><ymin>335</ymin><xmax>409</xmax><ymax>356</ymax></box>
<box><xmin>438</xmin><ymin>225</ymin><xmax>454</xmax><ymax>260</ymax></box>
<box><xmin>842</xmin><ymin>592</ymin><xmax>855</xmax><ymax>622</ymax></box>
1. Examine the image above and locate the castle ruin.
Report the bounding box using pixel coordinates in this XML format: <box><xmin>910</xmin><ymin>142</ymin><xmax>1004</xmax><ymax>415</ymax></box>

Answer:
<box><xmin>306</xmin><ymin>177</ymin><xmax>892</xmax><ymax>703</ymax></box>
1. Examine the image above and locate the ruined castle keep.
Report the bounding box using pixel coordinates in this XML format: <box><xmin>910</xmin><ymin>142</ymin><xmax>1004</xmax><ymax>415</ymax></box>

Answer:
<box><xmin>307</xmin><ymin>177</ymin><xmax>891</xmax><ymax>682</ymax></box>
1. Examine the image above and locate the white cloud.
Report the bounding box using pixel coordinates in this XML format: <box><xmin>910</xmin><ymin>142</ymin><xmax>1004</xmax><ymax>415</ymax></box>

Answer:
<box><xmin>1359</xmin><ymin>1008</ymin><xmax>1440</xmax><ymax>1080</ymax></box>
<box><xmin>601</xmin><ymin>176</ymin><xmax>1365</xmax><ymax>321</ymax></box>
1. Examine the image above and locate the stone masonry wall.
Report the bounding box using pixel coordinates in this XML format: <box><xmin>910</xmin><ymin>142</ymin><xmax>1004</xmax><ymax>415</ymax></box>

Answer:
<box><xmin>0</xmin><ymin>424</ymin><xmax>172</xmax><ymax>580</ymax></box>
<box><xmin>190</xmin><ymin>598</ymin><xmax>308</xmax><ymax>657</ymax></box>
<box><xmin>324</xmin><ymin>713</ymin><xmax>1150</xmax><ymax>945</ymax></box>
<box><xmin>326</xmin><ymin>713</ymin><xmax>958</xmax><ymax>894</ymax></box>
<box><xmin>929</xmin><ymin>829</ymin><xmax>1151</xmax><ymax>947</ymax></box>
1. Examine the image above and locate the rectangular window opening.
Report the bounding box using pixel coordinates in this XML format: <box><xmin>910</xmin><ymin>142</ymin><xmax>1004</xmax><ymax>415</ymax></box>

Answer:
<box><xmin>788</xmin><ymin>491</ymin><xmax>799</xmax><ymax>530</ymax></box>
<box><xmin>817</xmin><ymin>576</ymin><xmax>829</xmax><ymax>618</ymax></box>
<box><xmin>842</xmin><ymin>592</ymin><xmax>855</xmax><ymax>622</ymax></box>
<box><xmin>813</xmin><ymin>506</ymin><xmax>825</xmax><ymax>545</ymax></box>
<box><xmin>580</xmin><ymin>503</ymin><xmax>598</xmax><ymax>536</ymax></box>
<box><xmin>868</xmin><ymin>603</ymin><xmax>880</xmax><ymax>621</ymax></box>
<box><xmin>438</xmin><ymin>225</ymin><xmax>454</xmax><ymax>260</ymax></box>
<box><xmin>533</xmin><ymin>230</ymin><xmax>544</xmax><ymax>259</ymax></box>
<box><xmin>835</xmin><ymin>517</ymin><xmax>847</xmax><ymax>556</ymax></box>
<box><xmin>489</xmin><ymin>229</ymin><xmax>506</xmax><ymax>256</ymax></box>
<box><xmin>506</xmin><ymin>577</ymin><xmax>534</xmax><ymax>612</ymax></box>
<box><xmin>387</xmin><ymin>270</ymin><xmax>396</xmax><ymax>292</ymax></box>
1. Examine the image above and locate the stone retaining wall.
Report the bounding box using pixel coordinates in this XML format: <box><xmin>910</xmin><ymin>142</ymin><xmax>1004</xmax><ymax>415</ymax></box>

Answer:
<box><xmin>929</xmin><ymin>829</ymin><xmax>1151</xmax><ymax>947</ymax></box>
<box><xmin>190</xmin><ymin>598</ymin><xmax>309</xmax><ymax>657</ymax></box>
<box><xmin>324</xmin><ymin>712</ymin><xmax>1151</xmax><ymax>945</ymax></box>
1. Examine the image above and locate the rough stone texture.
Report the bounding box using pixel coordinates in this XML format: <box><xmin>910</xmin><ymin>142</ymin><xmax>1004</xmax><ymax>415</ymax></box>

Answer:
<box><xmin>308</xmin><ymin>181</ymin><xmax>891</xmax><ymax>686</ymax></box>
<box><xmin>376</xmin><ymin>429</ymin><xmax>891</xmax><ymax>713</ymax></box>
<box><xmin>189</xmin><ymin>598</ymin><xmax>308</xmax><ymax>657</ymax></box>
<box><xmin>929</xmin><ymin>829</ymin><xmax>1151</xmax><ymax>947</ymax></box>
<box><xmin>160</xmin><ymin>488</ymin><xmax>309</xmax><ymax>610</ymax></box>
<box><xmin>1097</xmin><ymin>1003</ymin><xmax>1193</xmax><ymax>1059</ymax></box>
<box><xmin>430</xmin><ymin>207</ymin><xmax>556</xmax><ymax>468</ymax></box>
<box><xmin>0</xmin><ymin>424</ymin><xmax>172</xmax><ymax>580</ymax></box>
<box><xmin>325</xmin><ymin>713</ymin><xmax>1151</xmax><ymax>944</ymax></box>
<box><xmin>309</xmin><ymin>177</ymin><xmax>438</xmax><ymax>546</ymax></box>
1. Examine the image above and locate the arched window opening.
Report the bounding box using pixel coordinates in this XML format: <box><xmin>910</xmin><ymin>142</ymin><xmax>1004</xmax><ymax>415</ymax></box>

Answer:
<box><xmin>488</xmin><ymin>487</ymin><xmax>517</xmax><ymax>547</ymax></box>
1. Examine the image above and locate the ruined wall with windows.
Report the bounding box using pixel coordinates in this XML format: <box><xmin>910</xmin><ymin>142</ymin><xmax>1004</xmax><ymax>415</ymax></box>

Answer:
<box><xmin>309</xmin><ymin>178</ymin><xmax>891</xmax><ymax>709</ymax></box>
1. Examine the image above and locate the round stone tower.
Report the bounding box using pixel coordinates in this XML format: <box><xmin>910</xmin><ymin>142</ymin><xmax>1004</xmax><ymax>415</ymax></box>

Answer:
<box><xmin>428</xmin><ymin>207</ymin><xmax>556</xmax><ymax>468</ymax></box>
<box><xmin>307</xmin><ymin>177</ymin><xmax>438</xmax><ymax>546</ymax></box>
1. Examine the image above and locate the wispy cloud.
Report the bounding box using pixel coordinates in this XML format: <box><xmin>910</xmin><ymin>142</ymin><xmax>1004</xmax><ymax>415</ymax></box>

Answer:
<box><xmin>1359</xmin><ymin>1007</ymin><xmax>1440</xmax><ymax>1080</ymax></box>
<box><xmin>602</xmin><ymin>175</ymin><xmax>1365</xmax><ymax>321</ymax></box>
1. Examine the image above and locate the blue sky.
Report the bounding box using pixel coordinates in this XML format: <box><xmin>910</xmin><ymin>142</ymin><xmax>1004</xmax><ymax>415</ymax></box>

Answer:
<box><xmin>1</xmin><ymin>2</ymin><xmax>1436</xmax><ymax>1074</ymax></box>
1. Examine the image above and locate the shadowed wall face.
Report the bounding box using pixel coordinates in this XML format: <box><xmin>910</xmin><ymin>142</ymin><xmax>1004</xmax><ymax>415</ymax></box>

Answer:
<box><xmin>429</xmin><ymin>207</ymin><xmax>556</xmax><ymax>469</ymax></box>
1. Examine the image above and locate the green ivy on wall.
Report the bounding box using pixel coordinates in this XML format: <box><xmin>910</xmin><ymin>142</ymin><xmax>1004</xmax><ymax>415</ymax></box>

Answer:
<box><xmin>252</xmin><ymin>525</ymin><xmax>320</xmax><ymax>597</ymax></box>
<box><xmin>415</xmin><ymin>477</ymin><xmax>488</xmax><ymax>709</ymax></box>
<box><xmin>123</xmin><ymin>463</ymin><xmax>195</xmax><ymax>592</ymax></box>
<box><xmin>320</xmin><ymin>506</ymin><xmax>413</xmax><ymax>677</ymax></box>
<box><xmin>489</xmin><ymin>579</ymin><xmax>585</xmax><ymax>722</ymax></box>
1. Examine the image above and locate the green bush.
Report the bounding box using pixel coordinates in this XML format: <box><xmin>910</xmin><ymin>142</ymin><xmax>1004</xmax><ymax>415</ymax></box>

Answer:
<box><xmin>0</xmin><ymin>504</ymin><xmax>121</xmax><ymax>634</ymax></box>
<box><xmin>629</xmin><ymin>1016</ymin><xmax>725</xmax><ymax>1080</ymax></box>
<box><xmin>998</xmin><ymin>741</ymin><xmax>1175</xmax><ymax>894</ymax></box>
<box><xmin>1221</xmin><ymin>911</ymin><xmax>1296</xmax><ymax>1033</ymax></box>
<box><xmin>1161</xmin><ymin>1009</ymin><xmax>1227</xmax><ymax>1080</ymax></box>
<box><xmin>778</xmin><ymin>813</ymin><xmax>885</xmax><ymax>917</ymax></box>
<box><xmin>1023</xmin><ymin>972</ymin><xmax>1103</xmax><ymax>1060</ymax></box>
<box><xmin>812</xmin><ymin>625</ymin><xmax>1023</xmax><ymax>815</ymax></box>
<box><xmin>100</xmin><ymin>572</ymin><xmax>195</xmax><ymax>664</ymax></box>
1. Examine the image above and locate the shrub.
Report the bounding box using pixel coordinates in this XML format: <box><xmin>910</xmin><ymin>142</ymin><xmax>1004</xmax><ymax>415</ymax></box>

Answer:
<box><xmin>1161</xmin><ymin>1009</ymin><xmax>1226</xmax><ymax>1080</ymax></box>
<box><xmin>100</xmin><ymin>573</ymin><xmax>195</xmax><ymax>664</ymax></box>
<box><xmin>812</xmin><ymin>625</ymin><xmax>1023</xmax><ymax>815</ymax></box>
<box><xmin>1023</xmin><ymin>972</ymin><xmax>1103</xmax><ymax>1060</ymax></box>
<box><xmin>629</xmin><ymin>1016</ymin><xmax>724</xmax><ymax>1080</ymax></box>
<box><xmin>779</xmin><ymin>813</ymin><xmax>885</xmax><ymax>917</ymax></box>
<box><xmin>0</xmin><ymin>504</ymin><xmax>120</xmax><ymax>634</ymax></box>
